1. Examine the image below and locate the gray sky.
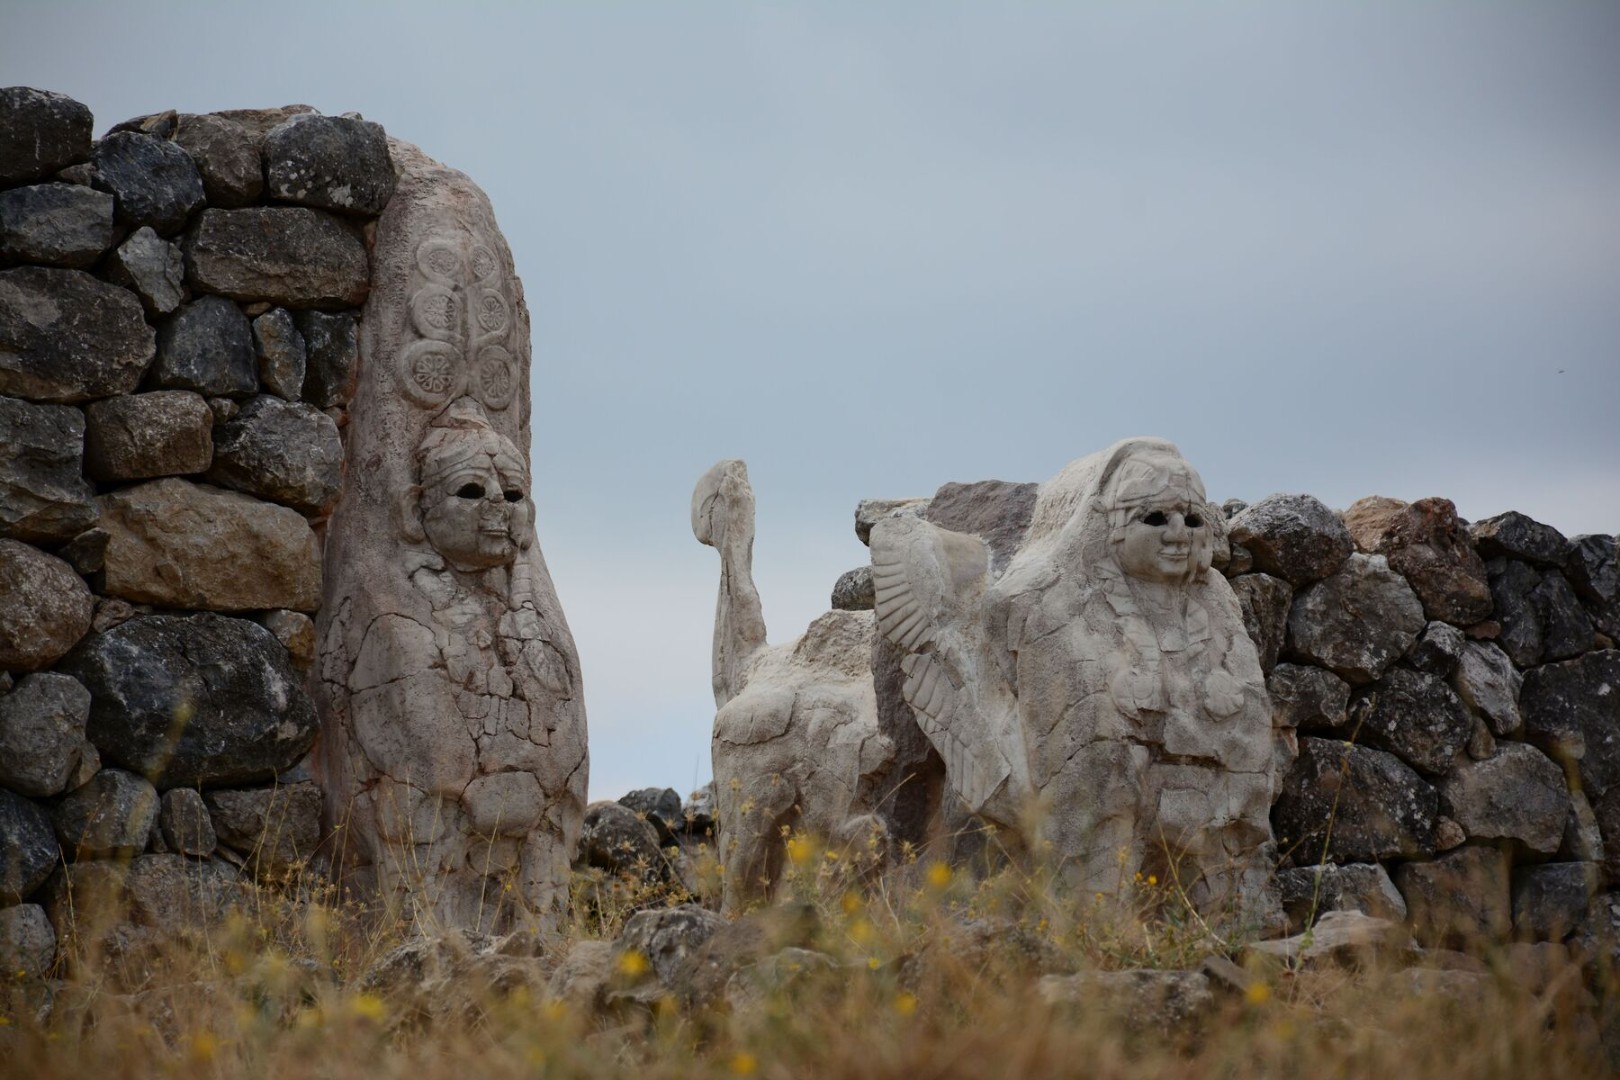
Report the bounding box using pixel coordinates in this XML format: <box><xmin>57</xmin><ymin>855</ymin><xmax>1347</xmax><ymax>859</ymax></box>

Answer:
<box><xmin>6</xmin><ymin>2</ymin><xmax>1618</xmax><ymax>801</ymax></box>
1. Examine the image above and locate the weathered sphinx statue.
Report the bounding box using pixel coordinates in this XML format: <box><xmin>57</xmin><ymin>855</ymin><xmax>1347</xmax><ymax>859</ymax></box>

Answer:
<box><xmin>871</xmin><ymin>438</ymin><xmax>1285</xmax><ymax>925</ymax></box>
<box><xmin>314</xmin><ymin>143</ymin><xmax>587</xmax><ymax>935</ymax></box>
<box><xmin>693</xmin><ymin>460</ymin><xmax>894</xmax><ymax>911</ymax></box>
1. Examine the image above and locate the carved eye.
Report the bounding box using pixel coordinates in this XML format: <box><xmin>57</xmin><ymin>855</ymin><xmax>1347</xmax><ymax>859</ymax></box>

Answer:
<box><xmin>457</xmin><ymin>483</ymin><xmax>485</xmax><ymax>499</ymax></box>
<box><xmin>1185</xmin><ymin>513</ymin><xmax>1203</xmax><ymax>528</ymax></box>
<box><xmin>1142</xmin><ymin>511</ymin><xmax>1168</xmax><ymax>527</ymax></box>
<box><xmin>503</xmin><ymin>488</ymin><xmax>524</xmax><ymax>503</ymax></box>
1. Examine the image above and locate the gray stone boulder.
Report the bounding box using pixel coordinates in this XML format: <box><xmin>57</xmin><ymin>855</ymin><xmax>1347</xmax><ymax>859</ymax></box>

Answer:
<box><xmin>1037</xmin><ymin>970</ymin><xmax>1214</xmax><ymax>1031</ymax></box>
<box><xmin>0</xmin><ymin>394</ymin><xmax>97</xmax><ymax>543</ymax></box>
<box><xmin>0</xmin><ymin>672</ymin><xmax>93</xmax><ymax>796</ymax></box>
<box><xmin>854</xmin><ymin>496</ymin><xmax>930</xmax><ymax>545</ymax></box>
<box><xmin>104</xmin><ymin>226</ymin><xmax>186</xmax><ymax>316</ymax></box>
<box><xmin>1471</xmin><ymin>511</ymin><xmax>1572</xmax><ymax>568</ymax></box>
<box><xmin>1349</xmin><ymin>668</ymin><xmax>1474</xmax><ymax>776</ymax></box>
<box><xmin>0</xmin><ymin>786</ymin><xmax>59</xmax><ymax>903</ymax></box>
<box><xmin>0</xmin><ymin>266</ymin><xmax>156</xmax><ymax>403</ymax></box>
<box><xmin>1275</xmin><ymin>862</ymin><xmax>1406</xmax><ymax>934</ymax></box>
<box><xmin>45</xmin><ymin>853</ymin><xmax>241</xmax><ymax>938</ymax></box>
<box><xmin>183</xmin><ymin>207</ymin><xmax>369</xmax><ymax>309</ymax></box>
<box><xmin>1286</xmin><ymin>554</ymin><xmax>1426</xmax><ymax>684</ymax></box>
<box><xmin>94</xmin><ymin>478</ymin><xmax>322</xmax><ymax>612</ymax></box>
<box><xmin>1230</xmin><ymin>573</ymin><xmax>1291</xmax><ymax>674</ymax></box>
<box><xmin>831</xmin><ymin>566</ymin><xmax>874</xmax><ymax>611</ymax></box>
<box><xmin>51</xmin><ymin>767</ymin><xmax>159</xmax><ymax>859</ymax></box>
<box><xmin>615</xmin><ymin>903</ymin><xmax>727</xmax><ymax>988</ymax></box>
<box><xmin>1513</xmin><ymin>862</ymin><xmax>1599</xmax><ymax>942</ymax></box>
<box><xmin>1267</xmin><ymin>663</ymin><xmax>1350</xmax><ymax>733</ymax></box>
<box><xmin>1395</xmin><ymin>846</ymin><xmax>1511</xmax><ymax>949</ymax></box>
<box><xmin>1450</xmin><ymin>640</ymin><xmax>1522</xmax><ymax>736</ymax></box>
<box><xmin>618</xmin><ymin>786</ymin><xmax>682</xmax><ymax>827</ymax></box>
<box><xmin>1245</xmin><ymin>909</ymin><xmax>1414</xmax><ymax>969</ymax></box>
<box><xmin>1438</xmin><ymin>742</ymin><xmax>1569</xmax><ymax>853</ymax></box>
<box><xmin>0</xmin><ymin>183</ymin><xmax>115</xmax><ymax>267</ymax></box>
<box><xmin>205</xmin><ymin>395</ymin><xmax>342</xmax><ymax>514</ymax></box>
<box><xmin>91</xmin><ymin>131</ymin><xmax>205</xmax><ymax>235</ymax></box>
<box><xmin>263</xmin><ymin>114</ymin><xmax>396</xmax><ymax>216</ymax></box>
<box><xmin>1487</xmin><ymin>559</ymin><xmax>1545</xmax><ymax>667</ymax></box>
<box><xmin>1566</xmin><ymin>533</ymin><xmax>1619</xmax><ymax>637</ymax></box>
<box><xmin>83</xmin><ymin>390</ymin><xmax>213</xmax><ymax>482</ymax></box>
<box><xmin>0</xmin><ymin>540</ymin><xmax>93</xmax><ymax>672</ymax></box>
<box><xmin>251</xmin><ymin>308</ymin><xmax>306</xmax><ymax>400</ymax></box>
<box><xmin>1406</xmin><ymin>621</ymin><xmax>1467</xmax><ymax>677</ymax></box>
<box><xmin>922</xmin><ymin>479</ymin><xmax>1038</xmax><ymax>573</ymax></box>
<box><xmin>158</xmin><ymin>787</ymin><xmax>216</xmax><ymax>857</ymax></box>
<box><xmin>1521</xmin><ymin>651</ymin><xmax>1620</xmax><ymax>800</ymax></box>
<box><xmin>60</xmin><ymin>612</ymin><xmax>318</xmax><ymax>788</ymax></box>
<box><xmin>1531</xmin><ymin>571</ymin><xmax>1597</xmax><ymax>662</ymax></box>
<box><xmin>1273</xmin><ymin>737</ymin><xmax>1438</xmax><ymax>863</ymax></box>
<box><xmin>1228</xmin><ymin>493</ymin><xmax>1353</xmax><ymax>587</ymax></box>
<box><xmin>0</xmin><ymin>903</ymin><xmax>55</xmax><ymax>980</ymax></box>
<box><xmin>292</xmin><ymin>309</ymin><xmax>358</xmax><ymax>407</ymax></box>
<box><xmin>578</xmin><ymin>799</ymin><xmax>667</xmax><ymax>881</ymax></box>
<box><xmin>1342</xmin><ymin>496</ymin><xmax>1493</xmax><ymax>626</ymax></box>
<box><xmin>0</xmin><ymin>87</ymin><xmax>93</xmax><ymax>185</ymax></box>
<box><xmin>204</xmin><ymin>782</ymin><xmax>322</xmax><ymax>877</ymax></box>
<box><xmin>149</xmin><ymin>295</ymin><xmax>257</xmax><ymax>398</ymax></box>
<box><xmin>172</xmin><ymin>113</ymin><xmax>262</xmax><ymax>207</ymax></box>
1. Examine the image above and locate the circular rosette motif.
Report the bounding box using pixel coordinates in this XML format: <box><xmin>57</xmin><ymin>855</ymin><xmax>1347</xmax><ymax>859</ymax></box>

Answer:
<box><xmin>410</xmin><ymin>284</ymin><xmax>461</xmax><ymax>342</ymax></box>
<box><xmin>473</xmin><ymin>345</ymin><xmax>517</xmax><ymax>411</ymax></box>
<box><xmin>416</xmin><ymin>238</ymin><xmax>463</xmax><ymax>284</ymax></box>
<box><xmin>469</xmin><ymin>245</ymin><xmax>502</xmax><ymax>285</ymax></box>
<box><xmin>472</xmin><ymin>289</ymin><xmax>510</xmax><ymax>341</ymax></box>
<box><xmin>398</xmin><ymin>340</ymin><xmax>466</xmax><ymax>407</ymax></box>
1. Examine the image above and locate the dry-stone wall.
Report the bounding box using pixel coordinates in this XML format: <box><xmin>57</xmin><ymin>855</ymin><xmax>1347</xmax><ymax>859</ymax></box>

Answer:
<box><xmin>0</xmin><ymin>87</ymin><xmax>391</xmax><ymax>979</ymax></box>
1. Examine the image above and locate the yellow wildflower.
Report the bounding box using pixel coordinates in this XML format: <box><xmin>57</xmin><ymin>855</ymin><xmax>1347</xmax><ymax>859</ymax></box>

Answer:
<box><xmin>349</xmin><ymin>993</ymin><xmax>388</xmax><ymax>1022</ymax></box>
<box><xmin>894</xmin><ymin>991</ymin><xmax>919</xmax><ymax>1017</ymax></box>
<box><xmin>926</xmin><ymin>861</ymin><xmax>952</xmax><ymax>889</ymax></box>
<box><xmin>1246</xmin><ymin>981</ymin><xmax>1272</xmax><ymax>1006</ymax></box>
<box><xmin>187</xmin><ymin>1030</ymin><xmax>218</xmax><ymax>1064</ymax></box>
<box><xmin>616</xmin><ymin>949</ymin><xmax>649</xmax><ymax>977</ymax></box>
<box><xmin>785</xmin><ymin>836</ymin><xmax>813</xmax><ymax>865</ymax></box>
<box><xmin>729</xmin><ymin>1051</ymin><xmax>759</xmax><ymax>1075</ymax></box>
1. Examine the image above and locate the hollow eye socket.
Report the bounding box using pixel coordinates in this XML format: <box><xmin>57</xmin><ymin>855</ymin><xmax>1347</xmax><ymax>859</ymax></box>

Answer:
<box><xmin>456</xmin><ymin>483</ymin><xmax>485</xmax><ymax>500</ymax></box>
<box><xmin>503</xmin><ymin>489</ymin><xmax>524</xmax><ymax>503</ymax></box>
<box><xmin>1142</xmin><ymin>511</ymin><xmax>1168</xmax><ymax>527</ymax></box>
<box><xmin>1185</xmin><ymin>513</ymin><xmax>1203</xmax><ymax>528</ymax></box>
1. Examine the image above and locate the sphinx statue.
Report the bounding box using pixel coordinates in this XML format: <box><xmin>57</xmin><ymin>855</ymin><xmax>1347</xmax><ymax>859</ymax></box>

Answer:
<box><xmin>314</xmin><ymin>143</ymin><xmax>587</xmax><ymax>935</ymax></box>
<box><xmin>870</xmin><ymin>438</ymin><xmax>1284</xmax><ymax>926</ymax></box>
<box><xmin>693</xmin><ymin>460</ymin><xmax>894</xmax><ymax>911</ymax></box>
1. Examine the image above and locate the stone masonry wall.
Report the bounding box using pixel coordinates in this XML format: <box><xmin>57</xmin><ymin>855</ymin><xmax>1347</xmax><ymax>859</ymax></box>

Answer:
<box><xmin>0</xmin><ymin>86</ymin><xmax>395</xmax><ymax>982</ymax></box>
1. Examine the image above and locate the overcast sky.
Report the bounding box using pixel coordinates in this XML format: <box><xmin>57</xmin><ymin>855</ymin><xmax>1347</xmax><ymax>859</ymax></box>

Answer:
<box><xmin>6</xmin><ymin>2</ymin><xmax>1618</xmax><ymax>801</ymax></box>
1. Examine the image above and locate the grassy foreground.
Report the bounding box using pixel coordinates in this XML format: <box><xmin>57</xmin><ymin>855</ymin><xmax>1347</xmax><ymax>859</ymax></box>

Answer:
<box><xmin>2</xmin><ymin>840</ymin><xmax>1615</xmax><ymax>1080</ymax></box>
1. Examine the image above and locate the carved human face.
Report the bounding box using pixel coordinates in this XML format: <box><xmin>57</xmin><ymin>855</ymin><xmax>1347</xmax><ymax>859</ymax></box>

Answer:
<box><xmin>1109</xmin><ymin>461</ymin><xmax>1213</xmax><ymax>585</ymax></box>
<box><xmin>419</xmin><ymin>436</ymin><xmax>532</xmax><ymax>572</ymax></box>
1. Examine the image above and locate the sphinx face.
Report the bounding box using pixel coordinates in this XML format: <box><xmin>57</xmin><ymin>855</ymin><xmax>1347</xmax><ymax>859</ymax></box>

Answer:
<box><xmin>1108</xmin><ymin>458</ymin><xmax>1215</xmax><ymax>585</ymax></box>
<box><xmin>419</xmin><ymin>438</ymin><xmax>533</xmax><ymax>572</ymax></box>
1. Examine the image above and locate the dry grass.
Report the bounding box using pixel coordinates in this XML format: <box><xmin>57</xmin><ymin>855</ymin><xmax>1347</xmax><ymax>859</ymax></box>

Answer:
<box><xmin>3</xmin><ymin>835</ymin><xmax>1615</xmax><ymax>1080</ymax></box>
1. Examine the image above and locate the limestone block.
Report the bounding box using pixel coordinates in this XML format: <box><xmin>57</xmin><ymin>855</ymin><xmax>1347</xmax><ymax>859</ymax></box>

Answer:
<box><xmin>91</xmin><ymin>131</ymin><xmax>205</xmax><ymax>236</ymax></box>
<box><xmin>1348</xmin><ymin>668</ymin><xmax>1474</xmax><ymax>776</ymax></box>
<box><xmin>1531</xmin><ymin>571</ymin><xmax>1597</xmax><ymax>662</ymax></box>
<box><xmin>1230</xmin><ymin>572</ymin><xmax>1291</xmax><ymax>674</ymax></box>
<box><xmin>257</xmin><ymin>608</ymin><xmax>314</xmax><ymax>669</ymax></box>
<box><xmin>1471</xmin><ymin>511</ymin><xmax>1572</xmax><ymax>568</ymax></box>
<box><xmin>1286</xmin><ymin>553</ymin><xmax>1426</xmax><ymax>684</ymax></box>
<box><xmin>1267</xmin><ymin>663</ymin><xmax>1350</xmax><ymax>733</ymax></box>
<box><xmin>0</xmin><ymin>786</ymin><xmax>59</xmax><ymax>903</ymax></box>
<box><xmin>1395</xmin><ymin>846</ymin><xmax>1511</xmax><ymax>949</ymax></box>
<box><xmin>183</xmin><ymin>207</ymin><xmax>370</xmax><ymax>308</ymax></box>
<box><xmin>158</xmin><ymin>787</ymin><xmax>216</xmax><ymax>857</ymax></box>
<box><xmin>0</xmin><ymin>539</ymin><xmax>93</xmax><ymax>671</ymax></box>
<box><xmin>1450</xmin><ymin>640</ymin><xmax>1522</xmax><ymax>736</ymax></box>
<box><xmin>83</xmin><ymin>390</ymin><xmax>213</xmax><ymax>481</ymax></box>
<box><xmin>0</xmin><ymin>87</ymin><xmax>93</xmax><ymax>185</ymax></box>
<box><xmin>1228</xmin><ymin>493</ymin><xmax>1353</xmax><ymax>587</ymax></box>
<box><xmin>149</xmin><ymin>295</ymin><xmax>258</xmax><ymax>398</ymax></box>
<box><xmin>1037</xmin><ymin>970</ymin><xmax>1214</xmax><ymax>1031</ymax></box>
<box><xmin>96</xmin><ymin>478</ymin><xmax>322</xmax><ymax>612</ymax></box>
<box><xmin>616</xmin><ymin>903</ymin><xmax>727</xmax><ymax>988</ymax></box>
<box><xmin>1273</xmin><ymin>737</ymin><xmax>1438</xmax><ymax>863</ymax></box>
<box><xmin>0</xmin><ymin>671</ymin><xmax>93</xmax><ymax>796</ymax></box>
<box><xmin>104</xmin><ymin>226</ymin><xmax>186</xmax><ymax>316</ymax></box>
<box><xmin>173</xmin><ymin>112</ymin><xmax>262</xmax><ymax>207</ymax></box>
<box><xmin>921</xmin><ymin>478</ymin><xmax>1037</xmax><ymax>572</ymax></box>
<box><xmin>205</xmin><ymin>394</ymin><xmax>342</xmax><ymax>514</ymax></box>
<box><xmin>1521</xmin><ymin>650</ymin><xmax>1620</xmax><ymax>800</ymax></box>
<box><xmin>51</xmin><ymin>767</ymin><xmax>159</xmax><ymax>859</ymax></box>
<box><xmin>577</xmin><ymin>799</ymin><xmax>666</xmax><ymax>880</ymax></box>
<box><xmin>0</xmin><ymin>903</ymin><xmax>55</xmax><ymax>980</ymax></box>
<box><xmin>1438</xmin><ymin>742</ymin><xmax>1569</xmax><ymax>852</ymax></box>
<box><xmin>62</xmin><ymin>612</ymin><xmax>318</xmax><ymax>788</ymax></box>
<box><xmin>0</xmin><ymin>266</ymin><xmax>156</xmax><ymax>404</ymax></box>
<box><xmin>0</xmin><ymin>394</ymin><xmax>97</xmax><ymax>543</ymax></box>
<box><xmin>251</xmin><ymin>308</ymin><xmax>306</xmax><ymax>400</ymax></box>
<box><xmin>1276</xmin><ymin>862</ymin><xmax>1406</xmax><ymax>934</ymax></box>
<box><xmin>1512</xmin><ymin>862</ymin><xmax>1598</xmax><ymax>943</ymax></box>
<box><xmin>0</xmin><ymin>182</ymin><xmax>115</xmax><ymax>268</ymax></box>
<box><xmin>831</xmin><ymin>565</ymin><xmax>874</xmax><ymax>611</ymax></box>
<box><xmin>1487</xmin><ymin>559</ymin><xmax>1544</xmax><ymax>667</ymax></box>
<box><xmin>854</xmin><ymin>496</ymin><xmax>929</xmax><ymax>545</ymax></box>
<box><xmin>1344</xmin><ymin>496</ymin><xmax>1492</xmax><ymax>626</ymax></box>
<box><xmin>292</xmin><ymin>309</ymin><xmax>358</xmax><ymax>407</ymax></box>
<box><xmin>264</xmin><ymin>113</ymin><xmax>397</xmax><ymax>216</ymax></box>
<box><xmin>1566</xmin><ymin>533</ymin><xmax>1619</xmax><ymax>637</ymax></box>
<box><xmin>204</xmin><ymin>782</ymin><xmax>323</xmax><ymax>877</ymax></box>
<box><xmin>619</xmin><ymin>787</ymin><xmax>682</xmax><ymax>826</ymax></box>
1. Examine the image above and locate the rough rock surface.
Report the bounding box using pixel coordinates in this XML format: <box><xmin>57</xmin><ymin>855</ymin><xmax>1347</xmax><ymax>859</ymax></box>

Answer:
<box><xmin>1567</xmin><ymin>533</ymin><xmax>1619</xmax><ymax>636</ymax></box>
<box><xmin>578</xmin><ymin>799</ymin><xmax>667</xmax><ymax>881</ymax></box>
<box><xmin>1531</xmin><ymin>571</ymin><xmax>1597</xmax><ymax>662</ymax></box>
<box><xmin>258</xmin><ymin>609</ymin><xmax>314</xmax><ymax>670</ymax></box>
<box><xmin>1406</xmin><ymin>621</ymin><xmax>1467</xmax><ymax>676</ymax></box>
<box><xmin>1267</xmin><ymin>663</ymin><xmax>1350</xmax><ymax>733</ymax></box>
<box><xmin>1246</xmin><ymin>909</ymin><xmax>1413</xmax><ymax>968</ymax></box>
<box><xmin>206</xmin><ymin>395</ymin><xmax>342</xmax><ymax>514</ymax></box>
<box><xmin>173</xmin><ymin>113</ymin><xmax>262</xmax><ymax>207</ymax></box>
<box><xmin>1285</xmin><ymin>554</ymin><xmax>1426</xmax><ymax>684</ymax></box>
<box><xmin>854</xmin><ymin>496</ymin><xmax>930</xmax><ymax>545</ymax></box>
<box><xmin>1471</xmin><ymin>511</ymin><xmax>1571</xmax><ymax>568</ymax></box>
<box><xmin>1228</xmin><ymin>493</ymin><xmax>1353</xmax><ymax>587</ymax></box>
<box><xmin>0</xmin><ymin>903</ymin><xmax>55</xmax><ymax>980</ymax></box>
<box><xmin>0</xmin><ymin>671</ymin><xmax>93</xmax><ymax>797</ymax></box>
<box><xmin>96</xmin><ymin>477</ymin><xmax>322</xmax><ymax>612</ymax></box>
<box><xmin>83</xmin><ymin>390</ymin><xmax>213</xmax><ymax>481</ymax></box>
<box><xmin>91</xmin><ymin>131</ymin><xmax>206</xmax><ymax>235</ymax></box>
<box><xmin>1521</xmin><ymin>651</ymin><xmax>1620</xmax><ymax>800</ymax></box>
<box><xmin>149</xmin><ymin>295</ymin><xmax>257</xmax><ymax>398</ymax></box>
<box><xmin>1512</xmin><ymin>862</ymin><xmax>1599</xmax><ymax>942</ymax></box>
<box><xmin>0</xmin><ymin>785</ymin><xmax>59</xmax><ymax>903</ymax></box>
<box><xmin>1438</xmin><ymin>742</ymin><xmax>1569</xmax><ymax>853</ymax></box>
<box><xmin>291</xmin><ymin>309</ymin><xmax>357</xmax><ymax>407</ymax></box>
<box><xmin>922</xmin><ymin>479</ymin><xmax>1038</xmax><ymax>573</ymax></box>
<box><xmin>0</xmin><ymin>182</ymin><xmax>115</xmax><ymax>268</ymax></box>
<box><xmin>158</xmin><ymin>786</ymin><xmax>216</xmax><ymax>856</ymax></box>
<box><xmin>1273</xmin><ymin>738</ymin><xmax>1438</xmax><ymax>863</ymax></box>
<box><xmin>1037</xmin><ymin>970</ymin><xmax>1214</xmax><ymax>1030</ymax></box>
<box><xmin>0</xmin><ymin>539</ymin><xmax>94</xmax><ymax>671</ymax></box>
<box><xmin>1348</xmin><ymin>668</ymin><xmax>1475</xmax><ymax>776</ymax></box>
<box><xmin>0</xmin><ymin>87</ymin><xmax>93</xmax><ymax>185</ymax></box>
<box><xmin>831</xmin><ymin>565</ymin><xmax>875</xmax><ymax>611</ymax></box>
<box><xmin>51</xmin><ymin>767</ymin><xmax>159</xmax><ymax>859</ymax></box>
<box><xmin>1343</xmin><ymin>496</ymin><xmax>1493</xmax><ymax>626</ymax></box>
<box><xmin>619</xmin><ymin>787</ymin><xmax>682</xmax><ymax>826</ymax></box>
<box><xmin>47</xmin><ymin>853</ymin><xmax>241</xmax><ymax>937</ymax></box>
<box><xmin>615</xmin><ymin>904</ymin><xmax>727</xmax><ymax>988</ymax></box>
<box><xmin>1230</xmin><ymin>572</ymin><xmax>1292</xmax><ymax>673</ymax></box>
<box><xmin>264</xmin><ymin>114</ymin><xmax>397</xmax><ymax>216</ymax></box>
<box><xmin>1395</xmin><ymin>846</ymin><xmax>1511</xmax><ymax>949</ymax></box>
<box><xmin>183</xmin><ymin>207</ymin><xmax>369</xmax><ymax>308</ymax></box>
<box><xmin>1488</xmin><ymin>559</ymin><xmax>1545</xmax><ymax>667</ymax></box>
<box><xmin>204</xmin><ymin>782</ymin><xmax>323</xmax><ymax>876</ymax></box>
<box><xmin>0</xmin><ymin>266</ymin><xmax>156</xmax><ymax>403</ymax></box>
<box><xmin>1450</xmin><ymin>640</ymin><xmax>1522</xmax><ymax>736</ymax></box>
<box><xmin>251</xmin><ymin>308</ymin><xmax>306</xmax><ymax>400</ymax></box>
<box><xmin>61</xmin><ymin>612</ymin><xmax>318</xmax><ymax>788</ymax></box>
<box><xmin>104</xmin><ymin>226</ymin><xmax>187</xmax><ymax>316</ymax></box>
<box><xmin>1275</xmin><ymin>862</ymin><xmax>1407</xmax><ymax>932</ymax></box>
<box><xmin>0</xmin><ymin>393</ymin><xmax>98</xmax><ymax>542</ymax></box>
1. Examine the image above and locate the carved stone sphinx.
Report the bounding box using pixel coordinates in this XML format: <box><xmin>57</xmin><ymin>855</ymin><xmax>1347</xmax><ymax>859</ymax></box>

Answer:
<box><xmin>314</xmin><ymin>143</ymin><xmax>586</xmax><ymax>935</ymax></box>
<box><xmin>871</xmin><ymin>438</ymin><xmax>1286</xmax><ymax>926</ymax></box>
<box><xmin>693</xmin><ymin>460</ymin><xmax>894</xmax><ymax>912</ymax></box>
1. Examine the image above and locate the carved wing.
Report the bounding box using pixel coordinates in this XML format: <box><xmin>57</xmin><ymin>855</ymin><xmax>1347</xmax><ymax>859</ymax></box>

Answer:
<box><xmin>870</xmin><ymin>514</ymin><xmax>1021</xmax><ymax>815</ymax></box>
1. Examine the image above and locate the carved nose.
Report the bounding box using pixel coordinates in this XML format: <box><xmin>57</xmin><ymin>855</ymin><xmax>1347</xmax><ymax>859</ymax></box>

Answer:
<box><xmin>1165</xmin><ymin>516</ymin><xmax>1190</xmax><ymax>541</ymax></box>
